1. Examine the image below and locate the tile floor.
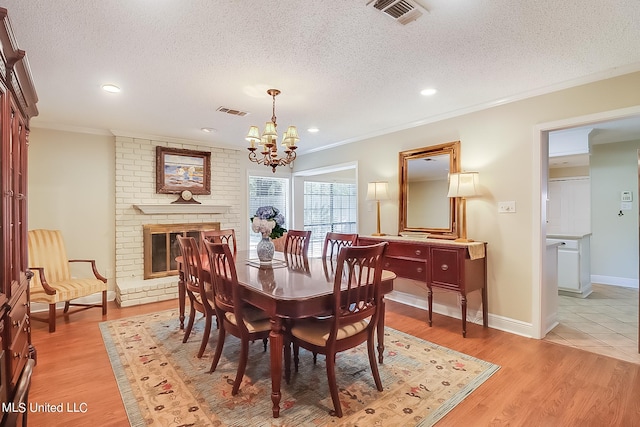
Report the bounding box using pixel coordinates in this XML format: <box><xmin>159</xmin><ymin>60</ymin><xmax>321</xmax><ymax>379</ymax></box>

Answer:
<box><xmin>544</xmin><ymin>283</ymin><xmax>640</xmax><ymax>364</ymax></box>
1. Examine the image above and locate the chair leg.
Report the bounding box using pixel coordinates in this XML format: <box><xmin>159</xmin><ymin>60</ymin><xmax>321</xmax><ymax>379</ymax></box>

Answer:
<box><xmin>102</xmin><ymin>290</ymin><xmax>107</xmax><ymax>315</ymax></box>
<box><xmin>48</xmin><ymin>304</ymin><xmax>56</xmax><ymax>333</ymax></box>
<box><xmin>63</xmin><ymin>301</ymin><xmax>70</xmax><ymax>314</ymax></box>
<box><xmin>263</xmin><ymin>337</ymin><xmax>268</xmax><ymax>352</ymax></box>
<box><xmin>209</xmin><ymin>327</ymin><xmax>226</xmax><ymax>374</ymax></box>
<box><xmin>183</xmin><ymin>304</ymin><xmax>196</xmax><ymax>343</ymax></box>
<box><xmin>284</xmin><ymin>335</ymin><xmax>291</xmax><ymax>384</ymax></box>
<box><xmin>367</xmin><ymin>336</ymin><xmax>383</xmax><ymax>391</ymax></box>
<box><xmin>232</xmin><ymin>339</ymin><xmax>249</xmax><ymax>395</ymax></box>
<box><xmin>326</xmin><ymin>352</ymin><xmax>342</xmax><ymax>417</ymax></box>
<box><xmin>197</xmin><ymin>315</ymin><xmax>212</xmax><ymax>358</ymax></box>
<box><xmin>313</xmin><ymin>351</ymin><xmax>318</xmax><ymax>364</ymax></box>
<box><xmin>293</xmin><ymin>342</ymin><xmax>300</xmax><ymax>372</ymax></box>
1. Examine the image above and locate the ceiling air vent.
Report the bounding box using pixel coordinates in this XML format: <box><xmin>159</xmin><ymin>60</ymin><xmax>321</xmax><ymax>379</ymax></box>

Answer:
<box><xmin>216</xmin><ymin>106</ymin><xmax>248</xmax><ymax>117</ymax></box>
<box><xmin>367</xmin><ymin>0</ymin><xmax>427</xmax><ymax>25</ymax></box>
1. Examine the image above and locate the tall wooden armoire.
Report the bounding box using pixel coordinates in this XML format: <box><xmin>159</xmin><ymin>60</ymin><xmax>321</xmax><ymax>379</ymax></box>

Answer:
<box><xmin>0</xmin><ymin>7</ymin><xmax>39</xmax><ymax>425</ymax></box>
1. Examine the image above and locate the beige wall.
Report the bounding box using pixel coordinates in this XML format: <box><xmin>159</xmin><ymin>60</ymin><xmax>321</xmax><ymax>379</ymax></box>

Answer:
<box><xmin>28</xmin><ymin>128</ymin><xmax>116</xmax><ymax>287</ymax></box>
<box><xmin>591</xmin><ymin>139</ymin><xmax>640</xmax><ymax>283</ymax></box>
<box><xmin>293</xmin><ymin>71</ymin><xmax>640</xmax><ymax>330</ymax></box>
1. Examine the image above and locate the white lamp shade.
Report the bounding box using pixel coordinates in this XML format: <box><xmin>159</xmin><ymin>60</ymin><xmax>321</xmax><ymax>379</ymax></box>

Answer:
<box><xmin>447</xmin><ymin>172</ymin><xmax>480</xmax><ymax>198</ymax></box>
<box><xmin>282</xmin><ymin>126</ymin><xmax>300</xmax><ymax>147</ymax></box>
<box><xmin>366</xmin><ymin>181</ymin><xmax>389</xmax><ymax>201</ymax></box>
<box><xmin>263</xmin><ymin>121</ymin><xmax>277</xmax><ymax>137</ymax></box>
<box><xmin>245</xmin><ymin>126</ymin><xmax>261</xmax><ymax>143</ymax></box>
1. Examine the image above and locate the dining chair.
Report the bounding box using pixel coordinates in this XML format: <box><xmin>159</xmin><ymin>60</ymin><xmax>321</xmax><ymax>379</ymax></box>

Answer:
<box><xmin>322</xmin><ymin>232</ymin><xmax>358</xmax><ymax>259</ymax></box>
<box><xmin>203</xmin><ymin>240</ymin><xmax>271</xmax><ymax>395</ymax></box>
<box><xmin>176</xmin><ymin>235</ymin><xmax>216</xmax><ymax>358</ymax></box>
<box><xmin>289</xmin><ymin>241</ymin><xmax>388</xmax><ymax>417</ymax></box>
<box><xmin>201</xmin><ymin>228</ymin><xmax>237</xmax><ymax>257</ymax></box>
<box><xmin>283</xmin><ymin>229</ymin><xmax>311</xmax><ymax>257</ymax></box>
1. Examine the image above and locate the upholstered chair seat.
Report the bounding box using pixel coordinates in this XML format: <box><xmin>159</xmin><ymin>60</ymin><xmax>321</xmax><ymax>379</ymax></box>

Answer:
<box><xmin>29</xmin><ymin>278</ymin><xmax>107</xmax><ymax>305</ymax></box>
<box><xmin>224</xmin><ymin>308</ymin><xmax>271</xmax><ymax>334</ymax></box>
<box><xmin>291</xmin><ymin>317</ymin><xmax>370</xmax><ymax>347</ymax></box>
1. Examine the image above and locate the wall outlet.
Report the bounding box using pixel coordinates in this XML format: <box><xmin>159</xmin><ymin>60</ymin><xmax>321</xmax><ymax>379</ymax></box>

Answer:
<box><xmin>498</xmin><ymin>201</ymin><xmax>516</xmax><ymax>213</ymax></box>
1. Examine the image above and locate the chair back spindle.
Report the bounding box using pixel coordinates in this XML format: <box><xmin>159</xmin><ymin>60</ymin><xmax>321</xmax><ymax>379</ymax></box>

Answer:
<box><xmin>322</xmin><ymin>232</ymin><xmax>358</xmax><ymax>259</ymax></box>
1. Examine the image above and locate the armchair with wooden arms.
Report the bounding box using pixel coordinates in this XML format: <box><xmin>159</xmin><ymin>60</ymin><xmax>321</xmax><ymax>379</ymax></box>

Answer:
<box><xmin>27</xmin><ymin>229</ymin><xmax>107</xmax><ymax>332</ymax></box>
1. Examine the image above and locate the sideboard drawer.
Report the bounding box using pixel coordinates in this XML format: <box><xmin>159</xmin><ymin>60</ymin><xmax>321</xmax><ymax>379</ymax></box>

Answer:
<box><xmin>384</xmin><ymin>242</ymin><xmax>429</xmax><ymax>260</ymax></box>
<box><xmin>9</xmin><ymin>323</ymin><xmax>29</xmax><ymax>387</ymax></box>
<box><xmin>383</xmin><ymin>256</ymin><xmax>426</xmax><ymax>282</ymax></box>
<box><xmin>429</xmin><ymin>247</ymin><xmax>462</xmax><ymax>289</ymax></box>
<box><xmin>8</xmin><ymin>288</ymin><xmax>28</xmax><ymax>344</ymax></box>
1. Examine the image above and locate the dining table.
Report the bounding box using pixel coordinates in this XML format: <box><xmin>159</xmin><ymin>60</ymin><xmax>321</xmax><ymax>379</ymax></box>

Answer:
<box><xmin>176</xmin><ymin>249</ymin><xmax>396</xmax><ymax>418</ymax></box>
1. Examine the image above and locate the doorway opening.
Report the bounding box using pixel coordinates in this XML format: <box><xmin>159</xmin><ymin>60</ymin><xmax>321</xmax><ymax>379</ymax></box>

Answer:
<box><xmin>534</xmin><ymin>106</ymin><xmax>640</xmax><ymax>363</ymax></box>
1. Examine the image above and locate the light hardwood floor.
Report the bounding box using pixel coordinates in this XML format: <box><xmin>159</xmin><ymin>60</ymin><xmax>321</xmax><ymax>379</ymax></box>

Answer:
<box><xmin>27</xmin><ymin>299</ymin><xmax>640</xmax><ymax>426</ymax></box>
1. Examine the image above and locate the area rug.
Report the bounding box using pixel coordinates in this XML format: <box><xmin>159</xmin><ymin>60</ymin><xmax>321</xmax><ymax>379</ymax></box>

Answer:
<box><xmin>99</xmin><ymin>310</ymin><xmax>499</xmax><ymax>426</ymax></box>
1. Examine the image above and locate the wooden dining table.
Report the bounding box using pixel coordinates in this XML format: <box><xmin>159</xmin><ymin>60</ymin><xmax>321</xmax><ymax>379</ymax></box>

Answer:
<box><xmin>176</xmin><ymin>250</ymin><xmax>396</xmax><ymax>418</ymax></box>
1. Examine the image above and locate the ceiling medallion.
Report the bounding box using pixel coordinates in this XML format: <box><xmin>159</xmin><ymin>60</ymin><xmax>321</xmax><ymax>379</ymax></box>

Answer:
<box><xmin>245</xmin><ymin>89</ymin><xmax>299</xmax><ymax>173</ymax></box>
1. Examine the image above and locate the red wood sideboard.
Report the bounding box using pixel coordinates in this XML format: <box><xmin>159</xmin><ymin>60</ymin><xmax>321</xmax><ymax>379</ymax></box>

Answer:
<box><xmin>358</xmin><ymin>235</ymin><xmax>487</xmax><ymax>337</ymax></box>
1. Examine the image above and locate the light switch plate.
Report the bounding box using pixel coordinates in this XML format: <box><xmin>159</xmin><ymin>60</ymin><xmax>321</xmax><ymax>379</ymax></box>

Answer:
<box><xmin>498</xmin><ymin>201</ymin><xmax>516</xmax><ymax>213</ymax></box>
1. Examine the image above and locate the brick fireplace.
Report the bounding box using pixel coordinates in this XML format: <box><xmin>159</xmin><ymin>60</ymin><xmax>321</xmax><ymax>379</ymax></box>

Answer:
<box><xmin>114</xmin><ymin>135</ymin><xmax>241</xmax><ymax>307</ymax></box>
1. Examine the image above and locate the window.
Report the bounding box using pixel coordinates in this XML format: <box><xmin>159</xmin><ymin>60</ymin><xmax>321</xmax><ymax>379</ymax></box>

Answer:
<box><xmin>304</xmin><ymin>181</ymin><xmax>357</xmax><ymax>256</ymax></box>
<box><xmin>248</xmin><ymin>175</ymin><xmax>289</xmax><ymax>249</ymax></box>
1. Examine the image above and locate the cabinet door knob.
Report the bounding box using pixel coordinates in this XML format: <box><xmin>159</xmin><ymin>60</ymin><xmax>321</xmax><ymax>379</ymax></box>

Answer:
<box><xmin>13</xmin><ymin>352</ymin><xmax>20</xmax><ymax>359</ymax></box>
<box><xmin>415</xmin><ymin>250</ymin><xmax>421</xmax><ymax>256</ymax></box>
<box><xmin>416</xmin><ymin>267</ymin><xmax>423</xmax><ymax>273</ymax></box>
<box><xmin>384</xmin><ymin>262</ymin><xmax>390</xmax><ymax>268</ymax></box>
<box><xmin>440</xmin><ymin>264</ymin><xmax>449</xmax><ymax>271</ymax></box>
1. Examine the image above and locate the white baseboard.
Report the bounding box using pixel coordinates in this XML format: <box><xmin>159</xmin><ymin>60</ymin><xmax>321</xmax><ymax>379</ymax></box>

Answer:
<box><xmin>386</xmin><ymin>290</ymin><xmax>535</xmax><ymax>338</ymax></box>
<box><xmin>591</xmin><ymin>275</ymin><xmax>639</xmax><ymax>289</ymax></box>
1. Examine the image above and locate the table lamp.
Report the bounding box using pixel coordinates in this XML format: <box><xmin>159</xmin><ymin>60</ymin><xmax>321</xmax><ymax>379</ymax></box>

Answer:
<box><xmin>366</xmin><ymin>181</ymin><xmax>389</xmax><ymax>236</ymax></box>
<box><xmin>447</xmin><ymin>172</ymin><xmax>480</xmax><ymax>242</ymax></box>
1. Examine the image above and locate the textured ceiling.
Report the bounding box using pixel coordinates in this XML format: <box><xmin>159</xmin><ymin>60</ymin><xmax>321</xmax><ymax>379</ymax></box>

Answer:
<box><xmin>3</xmin><ymin>1</ymin><xmax>640</xmax><ymax>155</ymax></box>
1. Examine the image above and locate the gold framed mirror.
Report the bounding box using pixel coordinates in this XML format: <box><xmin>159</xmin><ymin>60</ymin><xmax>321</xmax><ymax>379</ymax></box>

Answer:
<box><xmin>398</xmin><ymin>141</ymin><xmax>460</xmax><ymax>239</ymax></box>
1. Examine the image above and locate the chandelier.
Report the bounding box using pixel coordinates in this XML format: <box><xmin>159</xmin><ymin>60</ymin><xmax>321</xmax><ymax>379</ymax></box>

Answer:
<box><xmin>246</xmin><ymin>89</ymin><xmax>299</xmax><ymax>173</ymax></box>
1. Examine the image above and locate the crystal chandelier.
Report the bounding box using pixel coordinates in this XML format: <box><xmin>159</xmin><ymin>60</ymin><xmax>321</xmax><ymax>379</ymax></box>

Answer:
<box><xmin>246</xmin><ymin>89</ymin><xmax>299</xmax><ymax>173</ymax></box>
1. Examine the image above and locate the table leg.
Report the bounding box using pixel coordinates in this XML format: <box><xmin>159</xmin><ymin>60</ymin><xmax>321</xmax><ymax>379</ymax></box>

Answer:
<box><xmin>377</xmin><ymin>298</ymin><xmax>386</xmax><ymax>363</ymax></box>
<box><xmin>482</xmin><ymin>286</ymin><xmax>488</xmax><ymax>328</ymax></box>
<box><xmin>178</xmin><ymin>268</ymin><xmax>186</xmax><ymax>330</ymax></box>
<box><xmin>427</xmin><ymin>286</ymin><xmax>433</xmax><ymax>327</ymax></box>
<box><xmin>269</xmin><ymin>316</ymin><xmax>283</xmax><ymax>418</ymax></box>
<box><xmin>461</xmin><ymin>294</ymin><xmax>467</xmax><ymax>338</ymax></box>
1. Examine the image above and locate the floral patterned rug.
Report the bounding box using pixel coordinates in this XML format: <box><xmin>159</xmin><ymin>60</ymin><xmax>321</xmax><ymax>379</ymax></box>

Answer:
<box><xmin>99</xmin><ymin>309</ymin><xmax>499</xmax><ymax>426</ymax></box>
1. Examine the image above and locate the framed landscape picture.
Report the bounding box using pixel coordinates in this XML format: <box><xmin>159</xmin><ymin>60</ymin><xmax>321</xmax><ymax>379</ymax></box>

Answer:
<box><xmin>156</xmin><ymin>146</ymin><xmax>211</xmax><ymax>194</ymax></box>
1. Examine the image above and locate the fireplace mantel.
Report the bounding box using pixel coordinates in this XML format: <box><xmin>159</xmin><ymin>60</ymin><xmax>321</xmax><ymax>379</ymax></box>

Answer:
<box><xmin>133</xmin><ymin>204</ymin><xmax>230</xmax><ymax>215</ymax></box>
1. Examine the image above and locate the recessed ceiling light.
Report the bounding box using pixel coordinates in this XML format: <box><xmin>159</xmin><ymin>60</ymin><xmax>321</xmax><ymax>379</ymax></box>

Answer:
<box><xmin>201</xmin><ymin>127</ymin><xmax>215</xmax><ymax>133</ymax></box>
<box><xmin>420</xmin><ymin>88</ymin><xmax>437</xmax><ymax>96</ymax></box>
<box><xmin>102</xmin><ymin>84</ymin><xmax>121</xmax><ymax>93</ymax></box>
<box><xmin>307</xmin><ymin>127</ymin><xmax>319</xmax><ymax>133</ymax></box>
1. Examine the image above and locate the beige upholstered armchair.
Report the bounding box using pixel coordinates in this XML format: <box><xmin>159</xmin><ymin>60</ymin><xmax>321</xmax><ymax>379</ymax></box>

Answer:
<box><xmin>27</xmin><ymin>229</ymin><xmax>107</xmax><ymax>332</ymax></box>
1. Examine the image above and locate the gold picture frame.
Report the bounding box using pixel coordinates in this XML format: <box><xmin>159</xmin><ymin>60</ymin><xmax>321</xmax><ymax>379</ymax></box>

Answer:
<box><xmin>156</xmin><ymin>146</ymin><xmax>211</xmax><ymax>194</ymax></box>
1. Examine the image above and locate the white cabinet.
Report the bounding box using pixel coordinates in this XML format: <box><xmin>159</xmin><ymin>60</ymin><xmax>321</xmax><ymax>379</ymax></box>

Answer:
<box><xmin>546</xmin><ymin>234</ymin><xmax>592</xmax><ymax>298</ymax></box>
<box><xmin>547</xmin><ymin>178</ymin><xmax>590</xmax><ymax>236</ymax></box>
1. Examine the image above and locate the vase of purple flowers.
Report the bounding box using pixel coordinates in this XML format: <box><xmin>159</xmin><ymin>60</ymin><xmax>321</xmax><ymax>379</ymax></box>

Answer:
<box><xmin>251</xmin><ymin>206</ymin><xmax>287</xmax><ymax>263</ymax></box>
